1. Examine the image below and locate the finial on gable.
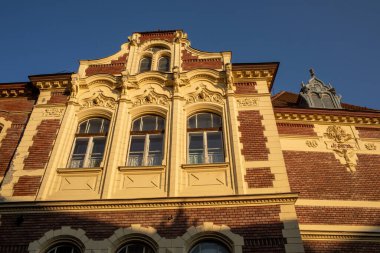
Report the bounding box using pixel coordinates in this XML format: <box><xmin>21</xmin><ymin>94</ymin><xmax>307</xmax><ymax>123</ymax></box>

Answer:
<box><xmin>309</xmin><ymin>68</ymin><xmax>315</xmax><ymax>78</ymax></box>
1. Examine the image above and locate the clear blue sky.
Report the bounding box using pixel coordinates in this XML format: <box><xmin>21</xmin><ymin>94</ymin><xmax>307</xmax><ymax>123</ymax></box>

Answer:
<box><xmin>1</xmin><ymin>0</ymin><xmax>379</xmax><ymax>109</ymax></box>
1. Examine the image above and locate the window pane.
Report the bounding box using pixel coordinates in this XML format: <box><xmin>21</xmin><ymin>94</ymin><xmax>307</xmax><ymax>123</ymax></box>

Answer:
<box><xmin>201</xmin><ymin>242</ymin><xmax>218</xmax><ymax>253</ymax></box>
<box><xmin>92</xmin><ymin>138</ymin><xmax>106</xmax><ymax>154</ymax></box>
<box><xmin>188</xmin><ymin>115</ymin><xmax>196</xmax><ymax>128</ymax></box>
<box><xmin>207</xmin><ymin>132</ymin><xmax>222</xmax><ymax>149</ymax></box>
<box><xmin>88</xmin><ymin>119</ymin><xmax>103</xmax><ymax>133</ymax></box>
<box><xmin>189</xmin><ymin>134</ymin><xmax>203</xmax><ymax>149</ymax></box>
<box><xmin>157</xmin><ymin>117</ymin><xmax>165</xmax><ymax>130</ymax></box>
<box><xmin>73</xmin><ymin>139</ymin><xmax>88</xmax><ymax>154</ymax></box>
<box><xmin>142</xmin><ymin>116</ymin><xmax>156</xmax><ymax>131</ymax></box>
<box><xmin>158</xmin><ymin>57</ymin><xmax>170</xmax><ymax>72</ymax></box>
<box><xmin>212</xmin><ymin>114</ymin><xmax>222</xmax><ymax>128</ymax></box>
<box><xmin>132</xmin><ymin>118</ymin><xmax>141</xmax><ymax>131</ymax></box>
<box><xmin>197</xmin><ymin>113</ymin><xmax>212</xmax><ymax>128</ymax></box>
<box><xmin>140</xmin><ymin>57</ymin><xmax>152</xmax><ymax>72</ymax></box>
<box><xmin>130</xmin><ymin>137</ymin><xmax>145</xmax><ymax>152</ymax></box>
<box><xmin>148</xmin><ymin>135</ymin><xmax>163</xmax><ymax>166</ymax></box>
<box><xmin>102</xmin><ymin>120</ymin><xmax>110</xmax><ymax>133</ymax></box>
<box><xmin>127</xmin><ymin>244</ymin><xmax>144</xmax><ymax>253</ymax></box>
<box><xmin>78</xmin><ymin>121</ymin><xmax>87</xmax><ymax>133</ymax></box>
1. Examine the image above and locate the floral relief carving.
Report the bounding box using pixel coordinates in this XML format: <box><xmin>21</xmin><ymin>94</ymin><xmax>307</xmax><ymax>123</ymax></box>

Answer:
<box><xmin>236</xmin><ymin>98</ymin><xmax>258</xmax><ymax>107</ymax></box>
<box><xmin>305</xmin><ymin>140</ymin><xmax>318</xmax><ymax>148</ymax></box>
<box><xmin>323</xmin><ymin>125</ymin><xmax>358</xmax><ymax>173</ymax></box>
<box><xmin>132</xmin><ymin>88</ymin><xmax>169</xmax><ymax>106</ymax></box>
<box><xmin>185</xmin><ymin>85</ymin><xmax>224</xmax><ymax>105</ymax></box>
<box><xmin>43</xmin><ymin>108</ymin><xmax>65</xmax><ymax>117</ymax></box>
<box><xmin>80</xmin><ymin>92</ymin><xmax>117</xmax><ymax>110</ymax></box>
<box><xmin>365</xmin><ymin>143</ymin><xmax>377</xmax><ymax>150</ymax></box>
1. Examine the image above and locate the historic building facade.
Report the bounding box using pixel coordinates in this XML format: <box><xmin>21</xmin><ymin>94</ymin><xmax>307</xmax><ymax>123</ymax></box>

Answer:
<box><xmin>0</xmin><ymin>30</ymin><xmax>379</xmax><ymax>253</ymax></box>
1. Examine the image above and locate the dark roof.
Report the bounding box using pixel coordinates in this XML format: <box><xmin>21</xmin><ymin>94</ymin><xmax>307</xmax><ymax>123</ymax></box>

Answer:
<box><xmin>272</xmin><ymin>91</ymin><xmax>378</xmax><ymax>112</ymax></box>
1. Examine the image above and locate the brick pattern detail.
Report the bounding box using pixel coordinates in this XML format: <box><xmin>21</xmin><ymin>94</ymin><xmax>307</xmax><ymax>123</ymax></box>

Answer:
<box><xmin>304</xmin><ymin>241</ymin><xmax>380</xmax><ymax>253</ymax></box>
<box><xmin>0</xmin><ymin>205</ymin><xmax>285</xmax><ymax>252</ymax></box>
<box><xmin>296</xmin><ymin>206</ymin><xmax>380</xmax><ymax>226</ymax></box>
<box><xmin>277</xmin><ymin>123</ymin><xmax>316</xmax><ymax>136</ymax></box>
<box><xmin>139</xmin><ymin>32</ymin><xmax>176</xmax><ymax>43</ymax></box>
<box><xmin>47</xmin><ymin>91</ymin><xmax>69</xmax><ymax>104</ymax></box>
<box><xmin>245</xmin><ymin>168</ymin><xmax>274</xmax><ymax>188</ymax></box>
<box><xmin>356</xmin><ymin>127</ymin><xmax>380</xmax><ymax>139</ymax></box>
<box><xmin>235</xmin><ymin>82</ymin><xmax>258</xmax><ymax>94</ymax></box>
<box><xmin>238</xmin><ymin>111</ymin><xmax>269</xmax><ymax>161</ymax></box>
<box><xmin>12</xmin><ymin>175</ymin><xmax>41</xmax><ymax>196</ymax></box>
<box><xmin>0</xmin><ymin>98</ymin><xmax>35</xmax><ymax>179</ymax></box>
<box><xmin>181</xmin><ymin>49</ymin><xmax>223</xmax><ymax>71</ymax></box>
<box><xmin>283</xmin><ymin>151</ymin><xmax>380</xmax><ymax>201</ymax></box>
<box><xmin>23</xmin><ymin>119</ymin><xmax>61</xmax><ymax>170</ymax></box>
<box><xmin>85</xmin><ymin>53</ymin><xmax>128</xmax><ymax>76</ymax></box>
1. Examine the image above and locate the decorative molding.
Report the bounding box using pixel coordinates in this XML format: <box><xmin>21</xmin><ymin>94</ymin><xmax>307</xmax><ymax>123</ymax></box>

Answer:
<box><xmin>185</xmin><ymin>85</ymin><xmax>224</xmax><ymax>105</ymax></box>
<box><xmin>274</xmin><ymin>111</ymin><xmax>380</xmax><ymax>125</ymax></box>
<box><xmin>42</xmin><ymin>108</ymin><xmax>65</xmax><ymax>118</ymax></box>
<box><xmin>236</xmin><ymin>98</ymin><xmax>258</xmax><ymax>107</ymax></box>
<box><xmin>0</xmin><ymin>193</ymin><xmax>298</xmax><ymax>213</ymax></box>
<box><xmin>79</xmin><ymin>92</ymin><xmax>117</xmax><ymax>110</ymax></box>
<box><xmin>365</xmin><ymin>143</ymin><xmax>377</xmax><ymax>150</ymax></box>
<box><xmin>0</xmin><ymin>88</ymin><xmax>27</xmax><ymax>98</ymax></box>
<box><xmin>35</xmin><ymin>80</ymin><xmax>69</xmax><ymax>90</ymax></box>
<box><xmin>132</xmin><ymin>87</ymin><xmax>169</xmax><ymax>106</ymax></box>
<box><xmin>305</xmin><ymin>140</ymin><xmax>318</xmax><ymax>148</ymax></box>
<box><xmin>301</xmin><ymin>231</ymin><xmax>380</xmax><ymax>242</ymax></box>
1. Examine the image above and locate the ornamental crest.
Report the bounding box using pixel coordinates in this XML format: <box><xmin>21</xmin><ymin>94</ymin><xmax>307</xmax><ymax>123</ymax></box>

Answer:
<box><xmin>236</xmin><ymin>98</ymin><xmax>258</xmax><ymax>107</ymax></box>
<box><xmin>80</xmin><ymin>92</ymin><xmax>117</xmax><ymax>110</ymax></box>
<box><xmin>132</xmin><ymin>88</ymin><xmax>169</xmax><ymax>106</ymax></box>
<box><xmin>185</xmin><ymin>85</ymin><xmax>224</xmax><ymax>105</ymax></box>
<box><xmin>323</xmin><ymin>125</ymin><xmax>357</xmax><ymax>173</ymax></box>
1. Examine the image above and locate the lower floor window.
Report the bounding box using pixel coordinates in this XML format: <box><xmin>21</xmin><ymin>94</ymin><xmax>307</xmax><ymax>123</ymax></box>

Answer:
<box><xmin>69</xmin><ymin>137</ymin><xmax>106</xmax><ymax>168</ymax></box>
<box><xmin>128</xmin><ymin>134</ymin><xmax>163</xmax><ymax>166</ymax></box>
<box><xmin>188</xmin><ymin>132</ymin><xmax>224</xmax><ymax>164</ymax></box>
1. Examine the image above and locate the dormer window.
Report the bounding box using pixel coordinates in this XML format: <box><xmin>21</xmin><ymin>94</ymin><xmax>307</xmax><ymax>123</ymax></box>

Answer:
<box><xmin>139</xmin><ymin>57</ymin><xmax>152</xmax><ymax>72</ymax></box>
<box><xmin>299</xmin><ymin>69</ymin><xmax>342</xmax><ymax>109</ymax></box>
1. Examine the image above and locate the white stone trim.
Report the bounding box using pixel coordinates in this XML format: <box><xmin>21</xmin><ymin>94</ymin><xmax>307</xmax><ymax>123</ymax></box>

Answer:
<box><xmin>28</xmin><ymin>226</ymin><xmax>89</xmax><ymax>253</ymax></box>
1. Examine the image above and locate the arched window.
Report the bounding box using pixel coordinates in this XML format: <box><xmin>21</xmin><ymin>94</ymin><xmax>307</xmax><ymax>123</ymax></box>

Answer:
<box><xmin>117</xmin><ymin>242</ymin><xmax>155</xmax><ymax>253</ymax></box>
<box><xmin>158</xmin><ymin>56</ymin><xmax>170</xmax><ymax>72</ymax></box>
<box><xmin>69</xmin><ymin>118</ymin><xmax>109</xmax><ymax>168</ymax></box>
<box><xmin>127</xmin><ymin>115</ymin><xmax>165</xmax><ymax>166</ymax></box>
<box><xmin>140</xmin><ymin>57</ymin><xmax>152</xmax><ymax>72</ymax></box>
<box><xmin>46</xmin><ymin>243</ymin><xmax>81</xmax><ymax>253</ymax></box>
<box><xmin>187</xmin><ymin>113</ymin><xmax>224</xmax><ymax>164</ymax></box>
<box><xmin>190</xmin><ymin>240</ymin><xmax>230</xmax><ymax>253</ymax></box>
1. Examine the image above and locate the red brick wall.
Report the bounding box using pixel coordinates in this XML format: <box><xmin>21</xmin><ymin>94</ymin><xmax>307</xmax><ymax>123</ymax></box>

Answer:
<box><xmin>283</xmin><ymin>151</ymin><xmax>380</xmax><ymax>201</ymax></box>
<box><xmin>238</xmin><ymin>111</ymin><xmax>269</xmax><ymax>161</ymax></box>
<box><xmin>23</xmin><ymin>119</ymin><xmax>61</xmax><ymax>170</ymax></box>
<box><xmin>139</xmin><ymin>32</ymin><xmax>176</xmax><ymax>43</ymax></box>
<box><xmin>356</xmin><ymin>127</ymin><xmax>380</xmax><ymax>139</ymax></box>
<box><xmin>85</xmin><ymin>53</ymin><xmax>128</xmax><ymax>76</ymax></box>
<box><xmin>277</xmin><ymin>123</ymin><xmax>316</xmax><ymax>136</ymax></box>
<box><xmin>296</xmin><ymin>206</ymin><xmax>380</xmax><ymax>225</ymax></box>
<box><xmin>245</xmin><ymin>168</ymin><xmax>274</xmax><ymax>188</ymax></box>
<box><xmin>47</xmin><ymin>91</ymin><xmax>69</xmax><ymax>104</ymax></box>
<box><xmin>181</xmin><ymin>49</ymin><xmax>223</xmax><ymax>71</ymax></box>
<box><xmin>304</xmin><ymin>241</ymin><xmax>380</xmax><ymax>253</ymax></box>
<box><xmin>0</xmin><ymin>98</ymin><xmax>35</xmax><ymax>179</ymax></box>
<box><xmin>12</xmin><ymin>176</ymin><xmax>41</xmax><ymax>196</ymax></box>
<box><xmin>235</xmin><ymin>82</ymin><xmax>258</xmax><ymax>95</ymax></box>
<box><xmin>0</xmin><ymin>205</ymin><xmax>286</xmax><ymax>252</ymax></box>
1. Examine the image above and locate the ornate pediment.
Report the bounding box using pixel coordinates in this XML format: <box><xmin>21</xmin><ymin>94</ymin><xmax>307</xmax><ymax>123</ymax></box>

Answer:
<box><xmin>79</xmin><ymin>92</ymin><xmax>117</xmax><ymax>110</ymax></box>
<box><xmin>131</xmin><ymin>88</ymin><xmax>169</xmax><ymax>106</ymax></box>
<box><xmin>184</xmin><ymin>85</ymin><xmax>224</xmax><ymax>105</ymax></box>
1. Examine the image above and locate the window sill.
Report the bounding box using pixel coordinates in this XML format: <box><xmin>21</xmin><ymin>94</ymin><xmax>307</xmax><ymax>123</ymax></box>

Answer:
<box><xmin>181</xmin><ymin>162</ymin><xmax>228</xmax><ymax>169</ymax></box>
<box><xmin>57</xmin><ymin>167</ymin><xmax>103</xmax><ymax>174</ymax></box>
<box><xmin>118</xmin><ymin>165</ymin><xmax>165</xmax><ymax>172</ymax></box>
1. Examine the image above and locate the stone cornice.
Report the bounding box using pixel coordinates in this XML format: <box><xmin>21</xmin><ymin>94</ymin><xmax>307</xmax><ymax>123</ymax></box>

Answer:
<box><xmin>0</xmin><ymin>82</ymin><xmax>36</xmax><ymax>98</ymax></box>
<box><xmin>0</xmin><ymin>193</ymin><xmax>298</xmax><ymax>213</ymax></box>
<box><xmin>275</xmin><ymin>107</ymin><xmax>380</xmax><ymax>125</ymax></box>
<box><xmin>29</xmin><ymin>73</ymin><xmax>73</xmax><ymax>90</ymax></box>
<box><xmin>301</xmin><ymin>231</ymin><xmax>380</xmax><ymax>242</ymax></box>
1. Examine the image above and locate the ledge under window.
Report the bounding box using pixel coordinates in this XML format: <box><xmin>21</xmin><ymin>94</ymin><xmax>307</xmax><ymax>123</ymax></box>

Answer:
<box><xmin>118</xmin><ymin>165</ymin><xmax>165</xmax><ymax>172</ymax></box>
<box><xmin>181</xmin><ymin>163</ymin><xmax>229</xmax><ymax>170</ymax></box>
<box><xmin>57</xmin><ymin>167</ymin><xmax>103</xmax><ymax>174</ymax></box>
